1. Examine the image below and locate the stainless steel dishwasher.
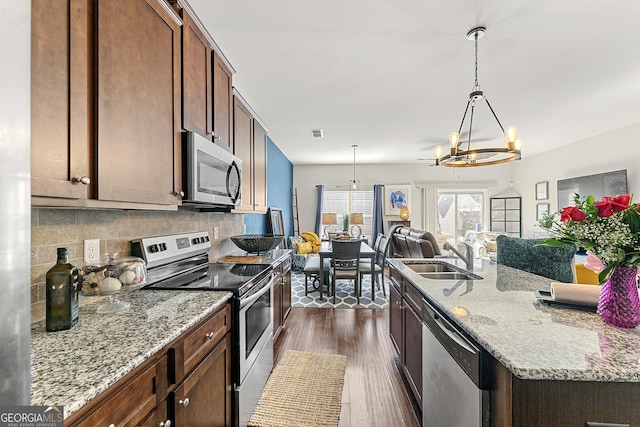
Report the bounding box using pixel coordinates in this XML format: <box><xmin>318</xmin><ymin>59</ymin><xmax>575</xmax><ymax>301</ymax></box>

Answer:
<box><xmin>422</xmin><ymin>298</ymin><xmax>491</xmax><ymax>427</ymax></box>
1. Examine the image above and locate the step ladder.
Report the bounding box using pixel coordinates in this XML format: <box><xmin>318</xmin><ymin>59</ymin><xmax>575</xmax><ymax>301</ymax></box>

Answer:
<box><xmin>291</xmin><ymin>187</ymin><xmax>300</xmax><ymax>236</ymax></box>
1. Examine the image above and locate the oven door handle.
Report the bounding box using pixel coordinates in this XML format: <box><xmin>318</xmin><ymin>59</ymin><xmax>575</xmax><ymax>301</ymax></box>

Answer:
<box><xmin>240</xmin><ymin>275</ymin><xmax>274</xmax><ymax>309</ymax></box>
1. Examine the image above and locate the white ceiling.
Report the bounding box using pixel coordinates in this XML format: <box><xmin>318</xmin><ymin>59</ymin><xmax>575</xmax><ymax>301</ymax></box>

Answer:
<box><xmin>189</xmin><ymin>0</ymin><xmax>640</xmax><ymax>166</ymax></box>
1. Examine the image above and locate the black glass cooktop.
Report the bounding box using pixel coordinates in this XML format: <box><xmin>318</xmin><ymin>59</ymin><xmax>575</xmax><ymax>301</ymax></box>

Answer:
<box><xmin>142</xmin><ymin>263</ymin><xmax>272</xmax><ymax>296</ymax></box>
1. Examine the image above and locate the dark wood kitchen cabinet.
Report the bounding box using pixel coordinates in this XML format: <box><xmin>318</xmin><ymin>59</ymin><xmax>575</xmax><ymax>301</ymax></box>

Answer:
<box><xmin>31</xmin><ymin>0</ymin><xmax>91</xmax><ymax>201</ymax></box>
<box><xmin>172</xmin><ymin>335</ymin><xmax>232</xmax><ymax>426</ymax></box>
<box><xmin>491</xmin><ymin>359</ymin><xmax>640</xmax><ymax>426</ymax></box>
<box><xmin>233</xmin><ymin>90</ymin><xmax>268</xmax><ymax>213</ymax></box>
<box><xmin>253</xmin><ymin>119</ymin><xmax>268</xmax><ymax>211</ymax></box>
<box><xmin>31</xmin><ymin>0</ymin><xmax>183</xmax><ymax>209</ymax></box>
<box><xmin>66</xmin><ymin>303</ymin><xmax>231</xmax><ymax>427</ymax></box>
<box><xmin>213</xmin><ymin>50</ymin><xmax>234</xmax><ymax>151</ymax></box>
<box><xmin>180</xmin><ymin>6</ymin><xmax>212</xmax><ymax>138</ymax></box>
<box><xmin>96</xmin><ymin>0</ymin><xmax>182</xmax><ymax>206</ymax></box>
<box><xmin>67</xmin><ymin>355</ymin><xmax>169</xmax><ymax>427</ymax></box>
<box><xmin>170</xmin><ymin>304</ymin><xmax>232</xmax><ymax>426</ymax></box>
<box><xmin>273</xmin><ymin>254</ymin><xmax>292</xmax><ymax>340</ymax></box>
<box><xmin>233</xmin><ymin>94</ymin><xmax>254</xmax><ymax>212</ymax></box>
<box><xmin>389</xmin><ymin>265</ymin><xmax>423</xmax><ymax>410</ymax></box>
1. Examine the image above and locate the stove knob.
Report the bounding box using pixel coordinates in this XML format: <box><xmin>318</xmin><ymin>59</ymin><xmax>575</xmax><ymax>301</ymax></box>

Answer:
<box><xmin>204</xmin><ymin>236</ymin><xmax>210</xmax><ymax>242</ymax></box>
<box><xmin>160</xmin><ymin>243</ymin><xmax>167</xmax><ymax>251</ymax></box>
<box><xmin>148</xmin><ymin>244</ymin><xmax>158</xmax><ymax>253</ymax></box>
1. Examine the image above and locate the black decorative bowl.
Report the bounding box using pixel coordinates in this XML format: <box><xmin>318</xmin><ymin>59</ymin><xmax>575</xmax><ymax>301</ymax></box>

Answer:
<box><xmin>230</xmin><ymin>234</ymin><xmax>284</xmax><ymax>254</ymax></box>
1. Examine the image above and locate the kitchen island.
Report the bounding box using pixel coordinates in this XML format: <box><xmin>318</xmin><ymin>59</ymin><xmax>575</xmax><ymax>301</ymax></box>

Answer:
<box><xmin>389</xmin><ymin>257</ymin><xmax>640</xmax><ymax>426</ymax></box>
<box><xmin>31</xmin><ymin>288</ymin><xmax>232</xmax><ymax>420</ymax></box>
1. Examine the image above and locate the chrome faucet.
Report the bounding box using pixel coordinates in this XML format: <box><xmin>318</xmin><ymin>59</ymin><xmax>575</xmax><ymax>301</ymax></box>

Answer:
<box><xmin>443</xmin><ymin>241</ymin><xmax>474</xmax><ymax>271</ymax></box>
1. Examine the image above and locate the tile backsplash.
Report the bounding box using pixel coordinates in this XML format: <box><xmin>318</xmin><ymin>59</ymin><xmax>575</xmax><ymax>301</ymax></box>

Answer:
<box><xmin>31</xmin><ymin>208</ymin><xmax>244</xmax><ymax>323</ymax></box>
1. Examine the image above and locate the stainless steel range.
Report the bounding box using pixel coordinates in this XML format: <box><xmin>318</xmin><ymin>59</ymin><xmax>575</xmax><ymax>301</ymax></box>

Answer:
<box><xmin>131</xmin><ymin>231</ymin><xmax>274</xmax><ymax>427</ymax></box>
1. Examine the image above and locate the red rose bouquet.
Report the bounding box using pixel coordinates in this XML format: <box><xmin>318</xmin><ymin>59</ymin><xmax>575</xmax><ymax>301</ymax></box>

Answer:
<box><xmin>540</xmin><ymin>194</ymin><xmax>640</xmax><ymax>283</ymax></box>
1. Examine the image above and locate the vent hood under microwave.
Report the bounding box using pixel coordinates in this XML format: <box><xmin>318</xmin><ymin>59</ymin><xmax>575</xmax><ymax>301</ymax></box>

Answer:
<box><xmin>181</xmin><ymin>131</ymin><xmax>242</xmax><ymax>212</ymax></box>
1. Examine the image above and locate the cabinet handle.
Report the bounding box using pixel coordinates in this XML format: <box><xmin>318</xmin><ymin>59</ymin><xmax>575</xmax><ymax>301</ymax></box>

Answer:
<box><xmin>213</xmin><ymin>136</ymin><xmax>220</xmax><ymax>142</ymax></box>
<box><xmin>159</xmin><ymin>421</ymin><xmax>172</xmax><ymax>427</ymax></box>
<box><xmin>174</xmin><ymin>191</ymin><xmax>184</xmax><ymax>197</ymax></box>
<box><xmin>73</xmin><ymin>176</ymin><xmax>91</xmax><ymax>185</ymax></box>
<box><xmin>205</xmin><ymin>332</ymin><xmax>215</xmax><ymax>339</ymax></box>
<box><xmin>179</xmin><ymin>397</ymin><xmax>190</xmax><ymax>407</ymax></box>
<box><xmin>108</xmin><ymin>424</ymin><xmax>115</xmax><ymax>427</ymax></box>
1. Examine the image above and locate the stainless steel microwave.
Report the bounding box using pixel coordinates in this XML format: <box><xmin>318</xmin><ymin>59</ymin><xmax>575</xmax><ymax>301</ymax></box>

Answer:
<box><xmin>182</xmin><ymin>131</ymin><xmax>242</xmax><ymax>210</ymax></box>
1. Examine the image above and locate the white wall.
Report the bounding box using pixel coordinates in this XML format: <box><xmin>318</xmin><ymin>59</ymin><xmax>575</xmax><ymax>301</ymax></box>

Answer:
<box><xmin>294</xmin><ymin>121</ymin><xmax>640</xmax><ymax>239</ymax></box>
<box><xmin>294</xmin><ymin>162</ymin><xmax>513</xmax><ymax>234</ymax></box>
<box><xmin>512</xmin><ymin>122</ymin><xmax>640</xmax><ymax>237</ymax></box>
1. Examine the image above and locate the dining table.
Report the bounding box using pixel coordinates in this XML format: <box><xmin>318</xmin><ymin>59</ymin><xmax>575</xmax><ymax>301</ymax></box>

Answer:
<box><xmin>317</xmin><ymin>240</ymin><xmax>376</xmax><ymax>301</ymax></box>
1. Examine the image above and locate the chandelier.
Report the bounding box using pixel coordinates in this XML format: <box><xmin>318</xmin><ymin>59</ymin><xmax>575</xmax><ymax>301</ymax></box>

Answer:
<box><xmin>349</xmin><ymin>144</ymin><xmax>360</xmax><ymax>190</ymax></box>
<box><xmin>434</xmin><ymin>27</ymin><xmax>522</xmax><ymax>167</ymax></box>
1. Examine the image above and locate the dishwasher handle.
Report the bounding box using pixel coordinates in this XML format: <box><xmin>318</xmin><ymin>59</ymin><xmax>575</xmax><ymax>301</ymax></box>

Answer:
<box><xmin>422</xmin><ymin>298</ymin><xmax>490</xmax><ymax>390</ymax></box>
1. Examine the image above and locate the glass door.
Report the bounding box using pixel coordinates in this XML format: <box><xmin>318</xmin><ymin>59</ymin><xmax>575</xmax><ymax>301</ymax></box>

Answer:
<box><xmin>436</xmin><ymin>191</ymin><xmax>485</xmax><ymax>246</ymax></box>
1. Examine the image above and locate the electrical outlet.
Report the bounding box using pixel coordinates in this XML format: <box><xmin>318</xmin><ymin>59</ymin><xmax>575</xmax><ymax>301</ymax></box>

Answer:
<box><xmin>214</xmin><ymin>227</ymin><xmax>219</xmax><ymax>240</ymax></box>
<box><xmin>84</xmin><ymin>239</ymin><xmax>100</xmax><ymax>264</ymax></box>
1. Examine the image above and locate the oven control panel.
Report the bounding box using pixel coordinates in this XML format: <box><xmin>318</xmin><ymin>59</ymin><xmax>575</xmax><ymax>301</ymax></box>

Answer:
<box><xmin>131</xmin><ymin>231</ymin><xmax>211</xmax><ymax>268</ymax></box>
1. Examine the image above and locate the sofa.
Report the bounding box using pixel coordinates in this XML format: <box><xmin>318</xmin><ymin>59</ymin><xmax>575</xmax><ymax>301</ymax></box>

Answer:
<box><xmin>389</xmin><ymin>225</ymin><xmax>442</xmax><ymax>258</ymax></box>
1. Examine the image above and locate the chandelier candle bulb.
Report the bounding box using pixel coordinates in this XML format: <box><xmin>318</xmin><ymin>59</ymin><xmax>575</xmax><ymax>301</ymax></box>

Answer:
<box><xmin>449</xmin><ymin>132</ymin><xmax>460</xmax><ymax>151</ymax></box>
<box><xmin>505</xmin><ymin>126</ymin><xmax>518</xmax><ymax>143</ymax></box>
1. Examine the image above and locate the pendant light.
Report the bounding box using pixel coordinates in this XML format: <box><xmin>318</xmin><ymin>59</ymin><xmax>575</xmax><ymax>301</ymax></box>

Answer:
<box><xmin>434</xmin><ymin>27</ymin><xmax>522</xmax><ymax>167</ymax></box>
<box><xmin>349</xmin><ymin>144</ymin><xmax>360</xmax><ymax>190</ymax></box>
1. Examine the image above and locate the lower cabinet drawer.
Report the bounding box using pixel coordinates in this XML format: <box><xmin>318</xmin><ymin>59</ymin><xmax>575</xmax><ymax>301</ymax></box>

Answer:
<box><xmin>175</xmin><ymin>304</ymin><xmax>231</xmax><ymax>381</ymax></box>
<box><xmin>404</xmin><ymin>282</ymin><xmax>423</xmax><ymax>313</ymax></box>
<box><xmin>137</xmin><ymin>400</ymin><xmax>169</xmax><ymax>427</ymax></box>
<box><xmin>73</xmin><ymin>361</ymin><xmax>161</xmax><ymax>427</ymax></box>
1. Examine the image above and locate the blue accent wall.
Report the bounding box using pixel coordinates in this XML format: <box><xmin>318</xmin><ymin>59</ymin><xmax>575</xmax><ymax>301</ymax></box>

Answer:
<box><xmin>243</xmin><ymin>136</ymin><xmax>293</xmax><ymax>238</ymax></box>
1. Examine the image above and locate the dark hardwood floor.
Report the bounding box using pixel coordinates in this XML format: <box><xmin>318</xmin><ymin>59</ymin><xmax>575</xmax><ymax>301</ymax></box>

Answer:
<box><xmin>274</xmin><ymin>307</ymin><xmax>421</xmax><ymax>427</ymax></box>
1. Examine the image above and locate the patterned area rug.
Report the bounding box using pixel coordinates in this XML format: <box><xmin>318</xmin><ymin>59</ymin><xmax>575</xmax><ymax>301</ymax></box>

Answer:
<box><xmin>291</xmin><ymin>269</ymin><xmax>389</xmax><ymax>309</ymax></box>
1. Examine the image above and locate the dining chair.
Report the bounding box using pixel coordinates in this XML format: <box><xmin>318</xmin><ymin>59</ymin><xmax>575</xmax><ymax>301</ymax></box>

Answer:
<box><xmin>329</xmin><ymin>240</ymin><xmax>362</xmax><ymax>304</ymax></box>
<box><xmin>359</xmin><ymin>234</ymin><xmax>390</xmax><ymax>302</ymax></box>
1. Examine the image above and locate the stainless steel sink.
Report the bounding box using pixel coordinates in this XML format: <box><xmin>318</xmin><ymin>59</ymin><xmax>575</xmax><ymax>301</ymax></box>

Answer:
<box><xmin>407</xmin><ymin>263</ymin><xmax>458</xmax><ymax>273</ymax></box>
<box><xmin>404</xmin><ymin>260</ymin><xmax>483</xmax><ymax>280</ymax></box>
<box><xmin>418</xmin><ymin>272</ymin><xmax>482</xmax><ymax>280</ymax></box>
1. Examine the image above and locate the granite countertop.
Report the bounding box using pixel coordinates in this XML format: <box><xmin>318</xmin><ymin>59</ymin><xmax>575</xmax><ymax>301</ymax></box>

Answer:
<box><xmin>31</xmin><ymin>288</ymin><xmax>232</xmax><ymax>418</ymax></box>
<box><xmin>389</xmin><ymin>257</ymin><xmax>640</xmax><ymax>383</ymax></box>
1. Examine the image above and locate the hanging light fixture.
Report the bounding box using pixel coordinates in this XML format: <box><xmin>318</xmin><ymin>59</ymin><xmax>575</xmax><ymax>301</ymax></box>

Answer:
<box><xmin>434</xmin><ymin>27</ymin><xmax>522</xmax><ymax>167</ymax></box>
<box><xmin>349</xmin><ymin>144</ymin><xmax>360</xmax><ymax>190</ymax></box>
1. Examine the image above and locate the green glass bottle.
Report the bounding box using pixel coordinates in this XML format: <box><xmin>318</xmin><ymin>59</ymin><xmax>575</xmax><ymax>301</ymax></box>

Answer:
<box><xmin>45</xmin><ymin>247</ymin><xmax>80</xmax><ymax>331</ymax></box>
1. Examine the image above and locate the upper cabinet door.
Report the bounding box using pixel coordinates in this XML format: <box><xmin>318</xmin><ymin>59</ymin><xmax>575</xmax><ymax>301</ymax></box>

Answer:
<box><xmin>96</xmin><ymin>0</ymin><xmax>182</xmax><ymax>205</ymax></box>
<box><xmin>181</xmin><ymin>9</ymin><xmax>212</xmax><ymax>138</ymax></box>
<box><xmin>233</xmin><ymin>96</ymin><xmax>254</xmax><ymax>212</ymax></box>
<box><xmin>212</xmin><ymin>51</ymin><xmax>233</xmax><ymax>151</ymax></box>
<box><xmin>253</xmin><ymin>120</ymin><xmax>267</xmax><ymax>212</ymax></box>
<box><xmin>31</xmin><ymin>0</ymin><xmax>91</xmax><ymax>200</ymax></box>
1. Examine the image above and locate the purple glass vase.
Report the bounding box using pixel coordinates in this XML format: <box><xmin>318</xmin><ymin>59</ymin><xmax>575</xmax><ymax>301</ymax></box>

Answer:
<box><xmin>597</xmin><ymin>265</ymin><xmax>640</xmax><ymax>328</ymax></box>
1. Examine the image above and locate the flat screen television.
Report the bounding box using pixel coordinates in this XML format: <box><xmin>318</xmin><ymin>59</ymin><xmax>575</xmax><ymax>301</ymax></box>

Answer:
<box><xmin>557</xmin><ymin>169</ymin><xmax>628</xmax><ymax>208</ymax></box>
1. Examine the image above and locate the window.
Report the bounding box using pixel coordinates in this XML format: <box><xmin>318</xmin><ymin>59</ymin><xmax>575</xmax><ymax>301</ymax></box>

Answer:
<box><xmin>436</xmin><ymin>190</ymin><xmax>485</xmax><ymax>246</ymax></box>
<box><xmin>322</xmin><ymin>189</ymin><xmax>374</xmax><ymax>240</ymax></box>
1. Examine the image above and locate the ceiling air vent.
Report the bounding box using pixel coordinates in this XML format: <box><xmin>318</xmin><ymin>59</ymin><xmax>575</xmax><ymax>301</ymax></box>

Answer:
<box><xmin>310</xmin><ymin>129</ymin><xmax>324</xmax><ymax>138</ymax></box>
